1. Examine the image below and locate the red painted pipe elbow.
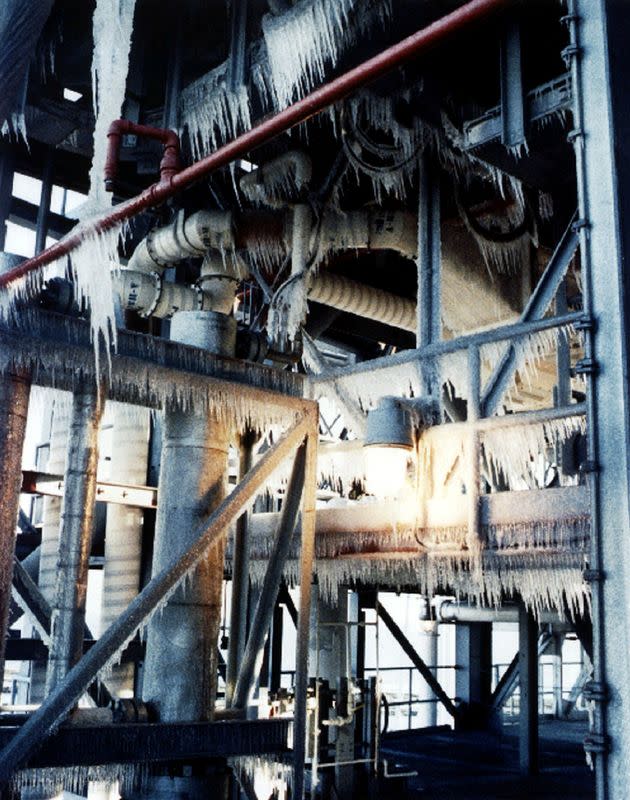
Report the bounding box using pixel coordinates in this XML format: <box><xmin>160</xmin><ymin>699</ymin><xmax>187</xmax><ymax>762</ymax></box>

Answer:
<box><xmin>104</xmin><ymin>120</ymin><xmax>181</xmax><ymax>192</ymax></box>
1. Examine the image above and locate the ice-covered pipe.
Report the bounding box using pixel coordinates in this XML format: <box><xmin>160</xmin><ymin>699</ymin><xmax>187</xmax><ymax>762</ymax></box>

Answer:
<box><xmin>438</xmin><ymin>601</ymin><xmax>560</xmax><ymax>625</ymax></box>
<box><xmin>127</xmin><ymin>209</ymin><xmax>236</xmax><ymax>274</ymax></box>
<box><xmin>309</xmin><ymin>272</ymin><xmax>416</xmax><ymax>332</ymax></box>
<box><xmin>239</xmin><ymin>151</ymin><xmax>312</xmax><ymax>208</ymax></box>
<box><xmin>100</xmin><ymin>405</ymin><xmax>149</xmax><ymax>697</ymax></box>
<box><xmin>46</xmin><ymin>389</ymin><xmax>104</xmax><ymax>694</ymax></box>
<box><xmin>30</xmin><ymin>399</ymin><xmax>71</xmax><ymax>704</ymax></box>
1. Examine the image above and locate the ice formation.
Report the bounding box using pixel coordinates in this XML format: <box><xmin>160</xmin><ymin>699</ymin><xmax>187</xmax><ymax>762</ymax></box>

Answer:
<box><xmin>181</xmin><ymin>60</ymin><xmax>252</xmax><ymax>160</ymax></box>
<box><xmin>85</xmin><ymin>0</ymin><xmax>137</xmax><ymax>212</ymax></box>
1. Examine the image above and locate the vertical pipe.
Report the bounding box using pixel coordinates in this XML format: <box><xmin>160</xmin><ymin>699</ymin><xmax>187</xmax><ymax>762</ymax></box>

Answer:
<box><xmin>417</xmin><ymin>597</ymin><xmax>439</xmax><ymax>727</ymax></box>
<box><xmin>226</xmin><ymin>430</ymin><xmax>256</xmax><ymax>707</ymax></box>
<box><xmin>0</xmin><ymin>372</ymin><xmax>30</xmax><ymax>688</ymax></box>
<box><xmin>518</xmin><ymin>602</ymin><xmax>538</xmax><ymax>775</ymax></box>
<box><xmin>142</xmin><ymin>313</ymin><xmax>235</xmax><ymax>724</ymax></box>
<box><xmin>46</xmin><ymin>388</ymin><xmax>103</xmax><ymax>693</ymax></box>
<box><xmin>100</xmin><ymin>405</ymin><xmax>149</xmax><ymax>697</ymax></box>
<box><xmin>31</xmin><ymin>397</ymin><xmax>71</xmax><ymax>704</ymax></box>
<box><xmin>292</xmin><ymin>415</ymin><xmax>318</xmax><ymax>800</ymax></box>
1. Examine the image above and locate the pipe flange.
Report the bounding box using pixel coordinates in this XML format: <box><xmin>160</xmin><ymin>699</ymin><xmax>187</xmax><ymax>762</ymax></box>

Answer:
<box><xmin>177</xmin><ymin>209</ymin><xmax>206</xmax><ymax>257</ymax></box>
<box><xmin>139</xmin><ymin>270</ymin><xmax>163</xmax><ymax>318</ymax></box>
<box><xmin>145</xmin><ymin>229</ymin><xmax>173</xmax><ymax>269</ymax></box>
<box><xmin>196</xmin><ymin>273</ymin><xmax>239</xmax><ymax>288</ymax></box>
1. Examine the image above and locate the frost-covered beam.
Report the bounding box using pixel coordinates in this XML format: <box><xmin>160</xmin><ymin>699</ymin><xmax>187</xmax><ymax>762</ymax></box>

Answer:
<box><xmin>0</xmin><ymin>410</ymin><xmax>316</xmax><ymax>785</ymax></box>
<box><xmin>0</xmin><ymin>310</ymin><xmax>306</xmax><ymax>425</ymax></box>
<box><xmin>232</xmin><ymin>443</ymin><xmax>306</xmax><ymax>709</ymax></box>
<box><xmin>312</xmin><ymin>311</ymin><xmax>585</xmax><ymax>388</ymax></box>
<box><xmin>481</xmin><ymin>215</ymin><xmax>580</xmax><ymax>416</ymax></box>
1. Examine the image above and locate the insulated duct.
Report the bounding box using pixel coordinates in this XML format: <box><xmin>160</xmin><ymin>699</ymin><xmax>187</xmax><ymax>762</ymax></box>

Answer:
<box><xmin>309</xmin><ymin>272</ymin><xmax>416</xmax><ymax>332</ymax></box>
<box><xmin>127</xmin><ymin>209</ymin><xmax>238</xmax><ymax>274</ymax></box>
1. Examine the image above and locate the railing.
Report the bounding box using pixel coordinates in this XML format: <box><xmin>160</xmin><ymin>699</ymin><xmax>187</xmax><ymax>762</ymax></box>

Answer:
<box><xmin>493</xmin><ymin>659</ymin><xmax>586</xmax><ymax>718</ymax></box>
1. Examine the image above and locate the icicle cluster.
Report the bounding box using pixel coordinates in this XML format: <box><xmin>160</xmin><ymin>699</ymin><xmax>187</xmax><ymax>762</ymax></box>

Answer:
<box><xmin>85</xmin><ymin>0</ymin><xmax>137</xmax><ymax>212</ymax></box>
<box><xmin>482</xmin><ymin>415</ymin><xmax>585</xmax><ymax>488</ymax></box>
<box><xmin>14</xmin><ymin>763</ymin><xmax>147</xmax><ymax>798</ymax></box>
<box><xmin>181</xmin><ymin>60</ymin><xmax>252</xmax><ymax>160</ymax></box>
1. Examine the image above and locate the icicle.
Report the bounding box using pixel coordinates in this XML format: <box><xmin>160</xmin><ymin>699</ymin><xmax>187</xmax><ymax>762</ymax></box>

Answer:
<box><xmin>83</xmin><ymin>0</ymin><xmax>137</xmax><ymax>215</ymax></box>
<box><xmin>181</xmin><ymin>61</ymin><xmax>252</xmax><ymax>160</ymax></box>
<box><xmin>263</xmin><ymin>0</ymin><xmax>391</xmax><ymax>109</ymax></box>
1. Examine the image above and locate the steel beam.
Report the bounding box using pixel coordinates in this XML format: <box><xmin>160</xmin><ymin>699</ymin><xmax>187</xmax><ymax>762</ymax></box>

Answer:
<box><xmin>375</xmin><ymin>602</ymin><xmax>459</xmax><ymax>720</ymax></box>
<box><xmin>480</xmin><ymin>215</ymin><xmax>579</xmax><ymax>416</ymax></box>
<box><xmin>499</xmin><ymin>19</ymin><xmax>525</xmax><ymax>149</ymax></box>
<box><xmin>0</xmin><ymin>412</ymin><xmax>314</xmax><ymax>784</ymax></box>
<box><xmin>21</xmin><ymin>471</ymin><xmax>158</xmax><ymax>509</ymax></box>
<box><xmin>0</xmin><ymin>719</ymin><xmax>290</xmax><ymax>768</ymax></box>
<box><xmin>232</xmin><ymin>443</ymin><xmax>306</xmax><ymax>709</ymax></box>
<box><xmin>226</xmin><ymin>430</ymin><xmax>256</xmax><ymax>707</ymax></box>
<box><xmin>518</xmin><ymin>603</ymin><xmax>539</xmax><ymax>776</ymax></box>
<box><xmin>0</xmin><ymin>372</ymin><xmax>31</xmax><ymax>687</ymax></box>
<box><xmin>416</xmin><ymin>156</ymin><xmax>441</xmax><ymax>359</ymax></box>
<box><xmin>292</xmin><ymin>423</ymin><xmax>318</xmax><ymax>800</ymax></box>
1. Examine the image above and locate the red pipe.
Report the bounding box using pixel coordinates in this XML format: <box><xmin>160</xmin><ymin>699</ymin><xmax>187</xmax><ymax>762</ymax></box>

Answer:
<box><xmin>0</xmin><ymin>0</ymin><xmax>509</xmax><ymax>289</ymax></box>
<box><xmin>104</xmin><ymin>120</ymin><xmax>181</xmax><ymax>191</ymax></box>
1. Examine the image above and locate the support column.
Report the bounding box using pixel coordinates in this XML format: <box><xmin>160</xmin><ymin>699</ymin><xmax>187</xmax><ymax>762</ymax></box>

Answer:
<box><xmin>0</xmin><ymin>372</ymin><xmax>30</xmax><ymax>689</ymax></box>
<box><xmin>46</xmin><ymin>388</ymin><xmax>103</xmax><ymax>692</ymax></box>
<box><xmin>418</xmin><ymin>598</ymin><xmax>439</xmax><ymax>728</ymax></box>
<box><xmin>570</xmin><ymin>3</ymin><xmax>630</xmax><ymax>796</ymax></box>
<box><xmin>455</xmin><ymin>622</ymin><xmax>493</xmax><ymax>728</ymax></box>
<box><xmin>100</xmin><ymin>406</ymin><xmax>149</xmax><ymax>697</ymax></box>
<box><xmin>141</xmin><ymin>310</ymin><xmax>235</xmax><ymax>798</ymax></box>
<box><xmin>518</xmin><ymin>603</ymin><xmax>538</xmax><ymax>776</ymax></box>
<box><xmin>30</xmin><ymin>397</ymin><xmax>70</xmax><ymax>704</ymax></box>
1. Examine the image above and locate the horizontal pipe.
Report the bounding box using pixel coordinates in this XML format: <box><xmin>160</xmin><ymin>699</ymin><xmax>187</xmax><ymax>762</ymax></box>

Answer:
<box><xmin>438</xmin><ymin>601</ymin><xmax>561</xmax><ymax>624</ymax></box>
<box><xmin>0</xmin><ymin>0</ymin><xmax>509</xmax><ymax>289</ymax></box>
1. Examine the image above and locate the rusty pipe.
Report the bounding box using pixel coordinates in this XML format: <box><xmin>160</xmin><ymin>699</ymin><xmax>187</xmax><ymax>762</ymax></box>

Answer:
<box><xmin>104</xmin><ymin>119</ymin><xmax>181</xmax><ymax>191</ymax></box>
<box><xmin>0</xmin><ymin>0</ymin><xmax>509</xmax><ymax>290</ymax></box>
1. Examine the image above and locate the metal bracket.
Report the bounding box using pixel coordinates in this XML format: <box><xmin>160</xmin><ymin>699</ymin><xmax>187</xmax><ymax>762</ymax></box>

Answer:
<box><xmin>583</xmin><ymin>681</ymin><xmax>609</xmax><ymax>704</ymax></box>
<box><xmin>583</xmin><ymin>733</ymin><xmax>609</xmax><ymax>755</ymax></box>
<box><xmin>582</xmin><ymin>567</ymin><xmax>605</xmax><ymax>583</ymax></box>
<box><xmin>561</xmin><ymin>44</ymin><xmax>581</xmax><ymax>61</ymax></box>
<box><xmin>567</xmin><ymin>128</ymin><xmax>584</xmax><ymax>144</ymax></box>
<box><xmin>571</xmin><ymin>218</ymin><xmax>590</xmax><ymax>233</ymax></box>
<box><xmin>579</xmin><ymin>459</ymin><xmax>599</xmax><ymax>475</ymax></box>
<box><xmin>575</xmin><ymin>358</ymin><xmax>598</xmax><ymax>376</ymax></box>
<box><xmin>574</xmin><ymin>315</ymin><xmax>595</xmax><ymax>333</ymax></box>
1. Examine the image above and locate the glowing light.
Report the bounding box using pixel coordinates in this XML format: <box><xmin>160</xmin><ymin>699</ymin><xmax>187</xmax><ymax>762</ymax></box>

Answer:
<box><xmin>364</xmin><ymin>444</ymin><xmax>410</xmax><ymax>499</ymax></box>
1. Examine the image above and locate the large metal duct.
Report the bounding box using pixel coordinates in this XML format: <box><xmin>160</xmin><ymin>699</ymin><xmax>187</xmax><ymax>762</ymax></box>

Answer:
<box><xmin>0</xmin><ymin>0</ymin><xmax>54</xmax><ymax>128</ymax></box>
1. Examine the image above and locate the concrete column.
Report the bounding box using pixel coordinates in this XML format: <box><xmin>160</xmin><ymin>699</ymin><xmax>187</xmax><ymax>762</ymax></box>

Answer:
<box><xmin>141</xmin><ymin>310</ymin><xmax>235</xmax><ymax>797</ymax></box>
<box><xmin>30</xmin><ymin>397</ymin><xmax>70</xmax><ymax>704</ymax></box>
<box><xmin>46</xmin><ymin>389</ymin><xmax>103</xmax><ymax>692</ymax></box>
<box><xmin>455</xmin><ymin>622</ymin><xmax>493</xmax><ymax>728</ymax></box>
<box><xmin>0</xmin><ymin>371</ymin><xmax>30</xmax><ymax>688</ymax></box>
<box><xmin>418</xmin><ymin>599</ymin><xmax>439</xmax><ymax>727</ymax></box>
<box><xmin>518</xmin><ymin>603</ymin><xmax>538</xmax><ymax>776</ymax></box>
<box><xmin>100</xmin><ymin>405</ymin><xmax>150</xmax><ymax>697</ymax></box>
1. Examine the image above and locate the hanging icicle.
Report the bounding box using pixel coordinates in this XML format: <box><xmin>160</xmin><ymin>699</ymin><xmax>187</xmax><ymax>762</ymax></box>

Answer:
<box><xmin>84</xmin><ymin>0</ymin><xmax>137</xmax><ymax>214</ymax></box>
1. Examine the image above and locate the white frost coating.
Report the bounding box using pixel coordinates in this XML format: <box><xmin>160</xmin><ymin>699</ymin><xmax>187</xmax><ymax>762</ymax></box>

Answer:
<box><xmin>231</xmin><ymin>756</ymin><xmax>292</xmax><ymax>796</ymax></box>
<box><xmin>84</xmin><ymin>0</ymin><xmax>136</xmax><ymax>213</ymax></box>
<box><xmin>69</xmin><ymin>224</ymin><xmax>122</xmax><ymax>373</ymax></box>
<box><xmin>14</xmin><ymin>764</ymin><xmax>146</xmax><ymax>798</ymax></box>
<box><xmin>0</xmin><ymin>224</ymin><xmax>123</xmax><ymax>372</ymax></box>
<box><xmin>181</xmin><ymin>60</ymin><xmax>252</xmax><ymax>160</ymax></box>
<box><xmin>263</xmin><ymin>0</ymin><xmax>355</xmax><ymax>108</ymax></box>
<box><xmin>482</xmin><ymin>415</ymin><xmax>585</xmax><ymax>489</ymax></box>
<box><xmin>337</xmin><ymin>361</ymin><xmax>423</xmax><ymax>412</ymax></box>
<box><xmin>250</xmin><ymin>549</ymin><xmax>589</xmax><ymax>620</ymax></box>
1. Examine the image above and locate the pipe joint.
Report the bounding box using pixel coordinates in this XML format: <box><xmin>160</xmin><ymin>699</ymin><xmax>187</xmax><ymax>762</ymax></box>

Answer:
<box><xmin>105</xmin><ymin>119</ymin><xmax>181</xmax><ymax>192</ymax></box>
